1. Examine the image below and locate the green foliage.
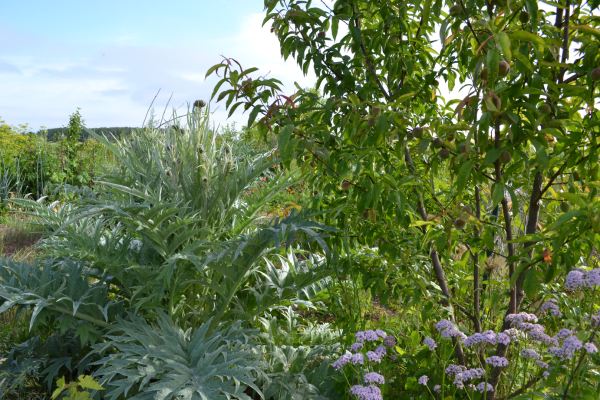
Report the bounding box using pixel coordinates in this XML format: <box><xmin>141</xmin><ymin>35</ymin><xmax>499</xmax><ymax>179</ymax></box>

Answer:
<box><xmin>210</xmin><ymin>0</ymin><xmax>600</xmax><ymax>397</ymax></box>
<box><xmin>52</xmin><ymin>375</ymin><xmax>104</xmax><ymax>400</ymax></box>
<box><xmin>256</xmin><ymin>308</ymin><xmax>342</xmax><ymax>400</ymax></box>
<box><xmin>90</xmin><ymin>312</ymin><xmax>262</xmax><ymax>400</ymax></box>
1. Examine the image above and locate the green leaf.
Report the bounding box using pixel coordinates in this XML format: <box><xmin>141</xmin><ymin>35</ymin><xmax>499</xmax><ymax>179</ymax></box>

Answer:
<box><xmin>456</xmin><ymin>161</ymin><xmax>474</xmax><ymax>194</ymax></box>
<box><xmin>506</xmin><ymin>185</ymin><xmax>520</xmax><ymax>218</ymax></box>
<box><xmin>523</xmin><ymin>268</ymin><xmax>539</xmax><ymax>299</ymax></box>
<box><xmin>248</xmin><ymin>105</ymin><xmax>262</xmax><ymax>127</ymax></box>
<box><xmin>332</xmin><ymin>17</ymin><xmax>339</xmax><ymax>39</ymax></box>
<box><xmin>492</xmin><ymin>182</ymin><xmax>505</xmax><ymax>206</ymax></box>
<box><xmin>78</xmin><ymin>375</ymin><xmax>104</xmax><ymax>391</ymax></box>
<box><xmin>551</xmin><ymin>210</ymin><xmax>585</xmax><ymax>229</ymax></box>
<box><xmin>313</xmin><ymin>146</ymin><xmax>329</xmax><ymax>160</ymax></box>
<box><xmin>557</xmin><ymin>192</ymin><xmax>587</xmax><ymax>209</ymax></box>
<box><xmin>421</xmin><ymin>0</ymin><xmax>432</xmax><ymax>29</ymax></box>
<box><xmin>395</xmin><ymin>92</ymin><xmax>416</xmax><ymax>104</ymax></box>
<box><xmin>497</xmin><ymin>32</ymin><xmax>512</xmax><ymax>61</ymax></box>
<box><xmin>483</xmin><ymin>148</ymin><xmax>503</xmax><ymax>165</ymax></box>
<box><xmin>205</xmin><ymin>63</ymin><xmax>227</xmax><ymax>78</ymax></box>
<box><xmin>537</xmin><ymin>146</ymin><xmax>549</xmax><ymax>170</ymax></box>
<box><xmin>487</xmin><ymin>48</ymin><xmax>500</xmax><ymax>85</ymax></box>
<box><xmin>278</xmin><ymin>124</ymin><xmax>299</xmax><ymax>169</ymax></box>
<box><xmin>509</xmin><ymin>31</ymin><xmax>545</xmax><ymax>47</ymax></box>
<box><xmin>525</xmin><ymin>0</ymin><xmax>539</xmax><ymax>32</ymax></box>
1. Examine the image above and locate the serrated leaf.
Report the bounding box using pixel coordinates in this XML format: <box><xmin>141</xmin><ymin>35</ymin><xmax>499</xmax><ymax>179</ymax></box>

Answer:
<box><xmin>78</xmin><ymin>375</ymin><xmax>104</xmax><ymax>391</ymax></box>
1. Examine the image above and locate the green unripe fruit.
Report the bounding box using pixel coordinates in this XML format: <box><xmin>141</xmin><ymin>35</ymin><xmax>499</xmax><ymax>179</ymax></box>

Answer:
<box><xmin>480</xmin><ymin>68</ymin><xmax>488</xmax><ymax>81</ymax></box>
<box><xmin>454</xmin><ymin>218</ymin><xmax>466</xmax><ymax>229</ymax></box>
<box><xmin>462</xmin><ymin>205</ymin><xmax>472</xmax><ymax>215</ymax></box>
<box><xmin>368</xmin><ymin>117</ymin><xmax>376</xmax><ymax>127</ymax></box>
<box><xmin>439</xmin><ymin>148</ymin><xmax>451</xmax><ymax>159</ymax></box>
<box><xmin>491</xmin><ymin>94</ymin><xmax>501</xmax><ymax>111</ymax></box>
<box><xmin>432</xmin><ymin>137</ymin><xmax>444</xmax><ymax>148</ymax></box>
<box><xmin>413</xmin><ymin>127</ymin><xmax>424</xmax><ymax>138</ymax></box>
<box><xmin>447</xmin><ymin>132</ymin><xmax>455</xmax><ymax>141</ymax></box>
<box><xmin>538</xmin><ymin>104</ymin><xmax>552</xmax><ymax>114</ymax></box>
<box><xmin>372</xmin><ymin>106</ymin><xmax>381</xmax><ymax>116</ymax></box>
<box><xmin>560</xmin><ymin>202</ymin><xmax>571</xmax><ymax>213</ymax></box>
<box><xmin>449</xmin><ymin>5</ymin><xmax>463</xmax><ymax>17</ymax></box>
<box><xmin>591</xmin><ymin>68</ymin><xmax>600</xmax><ymax>82</ymax></box>
<box><xmin>341</xmin><ymin>180</ymin><xmax>351</xmax><ymax>190</ymax></box>
<box><xmin>499</xmin><ymin>61</ymin><xmax>510</xmax><ymax>77</ymax></box>
<box><xmin>433</xmin><ymin>79</ymin><xmax>440</xmax><ymax>87</ymax></box>
<box><xmin>363</xmin><ymin>209</ymin><xmax>370</xmax><ymax>220</ymax></box>
<box><xmin>519</xmin><ymin>11</ymin><xmax>530</xmax><ymax>23</ymax></box>
<box><xmin>499</xmin><ymin>151</ymin><xmax>512</xmax><ymax>164</ymax></box>
<box><xmin>573</xmin><ymin>171</ymin><xmax>581</xmax><ymax>181</ymax></box>
<box><xmin>318</xmin><ymin>31</ymin><xmax>326</xmax><ymax>38</ymax></box>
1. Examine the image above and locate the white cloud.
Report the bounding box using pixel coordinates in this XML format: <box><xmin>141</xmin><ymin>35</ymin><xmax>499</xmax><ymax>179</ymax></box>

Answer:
<box><xmin>0</xmin><ymin>12</ymin><xmax>318</xmax><ymax>132</ymax></box>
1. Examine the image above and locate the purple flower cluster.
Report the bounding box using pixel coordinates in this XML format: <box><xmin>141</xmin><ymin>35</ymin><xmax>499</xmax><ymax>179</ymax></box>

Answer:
<box><xmin>541</xmin><ymin>299</ymin><xmax>562</xmax><ymax>317</ymax></box>
<box><xmin>418</xmin><ymin>375</ymin><xmax>429</xmax><ymax>385</ymax></box>
<box><xmin>352</xmin><ymin>353</ymin><xmax>365</xmax><ymax>365</ymax></box>
<box><xmin>584</xmin><ymin>343</ymin><xmax>598</xmax><ymax>354</ymax></box>
<box><xmin>485</xmin><ymin>356</ymin><xmax>509</xmax><ymax>367</ymax></box>
<box><xmin>350</xmin><ymin>342</ymin><xmax>364</xmax><ymax>352</ymax></box>
<box><xmin>503</xmin><ymin>328</ymin><xmax>525</xmax><ymax>340</ymax></box>
<box><xmin>508</xmin><ymin>319</ymin><xmax>557</xmax><ymax>346</ymax></box>
<box><xmin>333</xmin><ymin>354</ymin><xmax>351</xmax><ymax>370</ymax></box>
<box><xmin>424</xmin><ymin>337</ymin><xmax>437</xmax><ymax>350</ymax></box>
<box><xmin>555</xmin><ymin>329</ymin><xmax>573</xmax><ymax>339</ymax></box>
<box><xmin>520</xmin><ymin>349</ymin><xmax>540</xmax><ymax>359</ymax></box>
<box><xmin>349</xmin><ymin>385</ymin><xmax>382</xmax><ymax>400</ymax></box>
<box><xmin>436</xmin><ymin>319</ymin><xmax>455</xmax><ymax>331</ymax></box>
<box><xmin>549</xmin><ymin>335</ymin><xmax>583</xmax><ymax>360</ymax></box>
<box><xmin>445</xmin><ymin>364</ymin><xmax>467</xmax><ymax>377</ymax></box>
<box><xmin>434</xmin><ymin>385</ymin><xmax>441</xmax><ymax>393</ymax></box>
<box><xmin>383</xmin><ymin>335</ymin><xmax>396</xmax><ymax>347</ymax></box>
<box><xmin>565</xmin><ymin>269</ymin><xmax>593</xmax><ymax>290</ymax></box>
<box><xmin>475</xmin><ymin>382</ymin><xmax>494</xmax><ymax>393</ymax></box>
<box><xmin>505</xmin><ymin>312</ymin><xmax>538</xmax><ymax>326</ymax></box>
<box><xmin>464</xmin><ymin>330</ymin><xmax>499</xmax><ymax>347</ymax></box>
<box><xmin>355</xmin><ymin>330</ymin><xmax>386</xmax><ymax>343</ymax></box>
<box><xmin>535</xmin><ymin>360</ymin><xmax>549</xmax><ymax>369</ymax></box>
<box><xmin>366</xmin><ymin>346</ymin><xmax>386</xmax><ymax>363</ymax></box>
<box><xmin>453</xmin><ymin>368</ymin><xmax>485</xmax><ymax>388</ymax></box>
<box><xmin>364</xmin><ymin>372</ymin><xmax>385</xmax><ymax>384</ymax></box>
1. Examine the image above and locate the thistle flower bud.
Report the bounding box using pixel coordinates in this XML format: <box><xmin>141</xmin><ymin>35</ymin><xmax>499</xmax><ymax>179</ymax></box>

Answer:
<box><xmin>194</xmin><ymin>100</ymin><xmax>206</xmax><ymax>108</ymax></box>
<box><xmin>166</xmin><ymin>170</ymin><xmax>172</xmax><ymax>177</ymax></box>
<box><xmin>198</xmin><ymin>146</ymin><xmax>204</xmax><ymax>154</ymax></box>
<box><xmin>202</xmin><ymin>177</ymin><xmax>208</xmax><ymax>183</ymax></box>
<box><xmin>224</xmin><ymin>146</ymin><xmax>230</xmax><ymax>154</ymax></box>
<box><xmin>177</xmin><ymin>158</ymin><xmax>181</xmax><ymax>164</ymax></box>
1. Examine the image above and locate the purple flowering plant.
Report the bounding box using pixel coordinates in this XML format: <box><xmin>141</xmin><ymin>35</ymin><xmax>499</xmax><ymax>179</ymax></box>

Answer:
<box><xmin>332</xmin><ymin>329</ymin><xmax>396</xmax><ymax>399</ymax></box>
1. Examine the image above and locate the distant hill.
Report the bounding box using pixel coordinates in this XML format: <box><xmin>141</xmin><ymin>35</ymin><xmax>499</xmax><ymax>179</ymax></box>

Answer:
<box><xmin>37</xmin><ymin>127</ymin><xmax>140</xmax><ymax>142</ymax></box>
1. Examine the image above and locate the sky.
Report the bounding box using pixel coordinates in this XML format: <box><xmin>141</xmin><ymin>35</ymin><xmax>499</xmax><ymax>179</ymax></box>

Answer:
<box><xmin>0</xmin><ymin>0</ymin><xmax>320</xmax><ymax>132</ymax></box>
